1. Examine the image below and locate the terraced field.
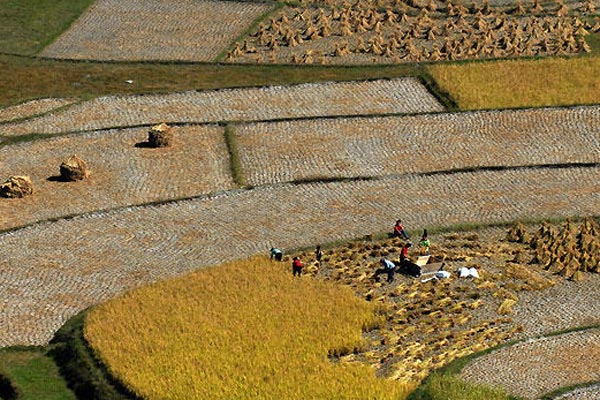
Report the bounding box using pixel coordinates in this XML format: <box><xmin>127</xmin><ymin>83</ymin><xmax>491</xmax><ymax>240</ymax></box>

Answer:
<box><xmin>235</xmin><ymin>105</ymin><xmax>600</xmax><ymax>185</ymax></box>
<box><xmin>1</xmin><ymin>167</ymin><xmax>598</xmax><ymax>346</ymax></box>
<box><xmin>0</xmin><ymin>98</ymin><xmax>76</xmax><ymax>123</ymax></box>
<box><xmin>0</xmin><ymin>78</ymin><xmax>443</xmax><ymax>137</ymax></box>
<box><xmin>461</xmin><ymin>329</ymin><xmax>600</xmax><ymax>399</ymax></box>
<box><xmin>39</xmin><ymin>0</ymin><xmax>274</xmax><ymax>61</ymax></box>
<box><xmin>0</xmin><ymin>125</ymin><xmax>233</xmax><ymax>230</ymax></box>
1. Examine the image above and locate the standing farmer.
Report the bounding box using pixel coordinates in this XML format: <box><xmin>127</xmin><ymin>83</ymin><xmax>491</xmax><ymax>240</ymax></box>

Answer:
<box><xmin>292</xmin><ymin>256</ymin><xmax>303</xmax><ymax>277</ymax></box>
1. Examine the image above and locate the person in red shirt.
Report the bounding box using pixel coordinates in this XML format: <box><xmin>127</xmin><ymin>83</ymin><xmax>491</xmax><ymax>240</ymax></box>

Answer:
<box><xmin>292</xmin><ymin>256</ymin><xmax>303</xmax><ymax>277</ymax></box>
<box><xmin>400</xmin><ymin>242</ymin><xmax>411</xmax><ymax>262</ymax></box>
<box><xmin>393</xmin><ymin>219</ymin><xmax>410</xmax><ymax>239</ymax></box>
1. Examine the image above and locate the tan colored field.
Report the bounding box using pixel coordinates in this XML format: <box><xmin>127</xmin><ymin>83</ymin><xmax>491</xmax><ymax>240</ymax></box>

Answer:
<box><xmin>39</xmin><ymin>0</ymin><xmax>273</xmax><ymax>62</ymax></box>
<box><xmin>235</xmin><ymin>106</ymin><xmax>600</xmax><ymax>185</ymax></box>
<box><xmin>0</xmin><ymin>98</ymin><xmax>75</xmax><ymax>123</ymax></box>
<box><xmin>428</xmin><ymin>56</ymin><xmax>600</xmax><ymax>110</ymax></box>
<box><xmin>1</xmin><ymin>166</ymin><xmax>598</xmax><ymax>347</ymax></box>
<box><xmin>85</xmin><ymin>256</ymin><xmax>412</xmax><ymax>399</ymax></box>
<box><xmin>462</xmin><ymin>329</ymin><xmax>600</xmax><ymax>399</ymax></box>
<box><xmin>0</xmin><ymin>78</ymin><xmax>442</xmax><ymax>137</ymax></box>
<box><xmin>0</xmin><ymin>125</ymin><xmax>234</xmax><ymax>230</ymax></box>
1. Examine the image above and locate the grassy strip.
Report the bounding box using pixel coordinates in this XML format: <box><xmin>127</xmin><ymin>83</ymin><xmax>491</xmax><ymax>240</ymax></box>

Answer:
<box><xmin>0</xmin><ymin>0</ymin><xmax>95</xmax><ymax>56</ymax></box>
<box><xmin>407</xmin><ymin>324</ymin><xmax>600</xmax><ymax>400</ymax></box>
<box><xmin>0</xmin><ymin>346</ymin><xmax>73</xmax><ymax>400</ymax></box>
<box><xmin>224</xmin><ymin>124</ymin><xmax>247</xmax><ymax>187</ymax></box>
<box><xmin>214</xmin><ymin>1</ymin><xmax>284</xmax><ymax>62</ymax></box>
<box><xmin>0</xmin><ymin>100</ymin><xmax>81</xmax><ymax>127</ymax></box>
<box><xmin>0</xmin><ymin>53</ymin><xmax>422</xmax><ymax>108</ymax></box>
<box><xmin>48</xmin><ymin>311</ymin><xmax>139</xmax><ymax>400</ymax></box>
<box><xmin>540</xmin><ymin>381</ymin><xmax>600</xmax><ymax>400</ymax></box>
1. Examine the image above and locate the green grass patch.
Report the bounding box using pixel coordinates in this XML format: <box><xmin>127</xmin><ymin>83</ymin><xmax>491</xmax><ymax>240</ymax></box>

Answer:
<box><xmin>224</xmin><ymin>124</ymin><xmax>246</xmax><ymax>187</ymax></box>
<box><xmin>407</xmin><ymin>374</ymin><xmax>515</xmax><ymax>400</ymax></box>
<box><xmin>0</xmin><ymin>347</ymin><xmax>75</xmax><ymax>400</ymax></box>
<box><xmin>0</xmin><ymin>54</ymin><xmax>425</xmax><ymax>108</ymax></box>
<box><xmin>0</xmin><ymin>0</ymin><xmax>95</xmax><ymax>55</ymax></box>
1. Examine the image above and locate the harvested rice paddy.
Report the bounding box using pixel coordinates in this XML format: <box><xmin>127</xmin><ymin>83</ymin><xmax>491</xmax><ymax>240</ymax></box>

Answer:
<box><xmin>0</xmin><ymin>167</ymin><xmax>598</xmax><ymax>346</ymax></box>
<box><xmin>235</xmin><ymin>105</ymin><xmax>600</xmax><ymax>185</ymax></box>
<box><xmin>39</xmin><ymin>0</ymin><xmax>274</xmax><ymax>62</ymax></box>
<box><xmin>0</xmin><ymin>78</ymin><xmax>443</xmax><ymax>137</ymax></box>
<box><xmin>0</xmin><ymin>125</ymin><xmax>233</xmax><ymax>230</ymax></box>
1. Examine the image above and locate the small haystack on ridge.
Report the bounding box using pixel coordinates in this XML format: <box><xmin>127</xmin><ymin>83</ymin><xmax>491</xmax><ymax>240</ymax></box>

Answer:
<box><xmin>148</xmin><ymin>122</ymin><xmax>173</xmax><ymax>148</ymax></box>
<box><xmin>60</xmin><ymin>154</ymin><xmax>89</xmax><ymax>181</ymax></box>
<box><xmin>0</xmin><ymin>176</ymin><xmax>34</xmax><ymax>198</ymax></box>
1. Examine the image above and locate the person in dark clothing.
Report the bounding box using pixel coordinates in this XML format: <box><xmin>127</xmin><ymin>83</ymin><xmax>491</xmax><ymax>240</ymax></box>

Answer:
<box><xmin>270</xmin><ymin>247</ymin><xmax>283</xmax><ymax>261</ymax></box>
<box><xmin>374</xmin><ymin>258</ymin><xmax>397</xmax><ymax>283</ymax></box>
<box><xmin>292</xmin><ymin>256</ymin><xmax>303</xmax><ymax>277</ymax></box>
<box><xmin>315</xmin><ymin>245</ymin><xmax>323</xmax><ymax>262</ymax></box>
<box><xmin>399</xmin><ymin>243</ymin><xmax>421</xmax><ymax>277</ymax></box>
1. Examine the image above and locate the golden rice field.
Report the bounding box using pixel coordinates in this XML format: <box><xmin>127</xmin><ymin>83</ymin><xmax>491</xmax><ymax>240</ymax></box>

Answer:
<box><xmin>85</xmin><ymin>256</ymin><xmax>412</xmax><ymax>400</ymax></box>
<box><xmin>428</xmin><ymin>55</ymin><xmax>600</xmax><ymax>110</ymax></box>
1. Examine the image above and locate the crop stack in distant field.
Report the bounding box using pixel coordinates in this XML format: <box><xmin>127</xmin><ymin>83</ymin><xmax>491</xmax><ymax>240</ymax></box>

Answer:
<box><xmin>228</xmin><ymin>0</ymin><xmax>599</xmax><ymax>64</ymax></box>
<box><xmin>529</xmin><ymin>218</ymin><xmax>600</xmax><ymax>280</ymax></box>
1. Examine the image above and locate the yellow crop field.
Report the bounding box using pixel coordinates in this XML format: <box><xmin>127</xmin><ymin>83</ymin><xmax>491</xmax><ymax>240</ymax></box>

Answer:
<box><xmin>428</xmin><ymin>56</ymin><xmax>600</xmax><ymax>110</ymax></box>
<box><xmin>84</xmin><ymin>256</ymin><xmax>412</xmax><ymax>400</ymax></box>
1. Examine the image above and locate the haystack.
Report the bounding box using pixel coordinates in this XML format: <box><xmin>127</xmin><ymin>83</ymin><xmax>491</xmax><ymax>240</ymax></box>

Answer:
<box><xmin>148</xmin><ymin>123</ymin><xmax>173</xmax><ymax>148</ymax></box>
<box><xmin>506</xmin><ymin>222</ymin><xmax>529</xmax><ymax>243</ymax></box>
<box><xmin>60</xmin><ymin>155</ymin><xmax>89</xmax><ymax>181</ymax></box>
<box><xmin>0</xmin><ymin>176</ymin><xmax>33</xmax><ymax>198</ymax></box>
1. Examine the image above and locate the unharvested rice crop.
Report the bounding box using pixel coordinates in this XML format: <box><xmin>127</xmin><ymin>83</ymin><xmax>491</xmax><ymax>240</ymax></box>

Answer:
<box><xmin>235</xmin><ymin>105</ymin><xmax>600</xmax><ymax>185</ymax></box>
<box><xmin>0</xmin><ymin>125</ymin><xmax>234</xmax><ymax>230</ymax></box>
<box><xmin>1</xmin><ymin>167</ymin><xmax>598</xmax><ymax>346</ymax></box>
<box><xmin>39</xmin><ymin>0</ymin><xmax>274</xmax><ymax>62</ymax></box>
<box><xmin>461</xmin><ymin>329</ymin><xmax>600</xmax><ymax>399</ymax></box>
<box><xmin>0</xmin><ymin>98</ymin><xmax>75</xmax><ymax>123</ymax></box>
<box><xmin>0</xmin><ymin>78</ymin><xmax>443</xmax><ymax>137</ymax></box>
<box><xmin>85</xmin><ymin>257</ymin><xmax>412</xmax><ymax>399</ymax></box>
<box><xmin>428</xmin><ymin>56</ymin><xmax>600</xmax><ymax>110</ymax></box>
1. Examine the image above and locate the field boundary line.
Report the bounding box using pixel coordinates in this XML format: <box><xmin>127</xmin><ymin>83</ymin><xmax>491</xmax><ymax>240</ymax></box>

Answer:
<box><xmin>0</xmin><ymin>99</ymin><xmax>83</xmax><ymax>127</ymax></box>
<box><xmin>1</xmin><ymin>163</ymin><xmax>598</xmax><ymax>238</ymax></box>
<box><xmin>541</xmin><ymin>381</ymin><xmax>600</xmax><ymax>400</ymax></box>
<box><xmin>3</xmin><ymin>99</ymin><xmax>599</xmax><ymax>146</ymax></box>
<box><xmin>214</xmin><ymin>1</ymin><xmax>284</xmax><ymax>62</ymax></box>
<box><xmin>224</xmin><ymin>123</ymin><xmax>246</xmax><ymax>187</ymax></box>
<box><xmin>34</xmin><ymin>1</ymin><xmax>97</xmax><ymax>57</ymax></box>
<box><xmin>408</xmin><ymin>324</ymin><xmax>600</xmax><ymax>400</ymax></box>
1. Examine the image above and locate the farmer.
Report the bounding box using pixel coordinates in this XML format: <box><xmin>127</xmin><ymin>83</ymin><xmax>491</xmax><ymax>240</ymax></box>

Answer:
<box><xmin>393</xmin><ymin>219</ymin><xmax>409</xmax><ymax>239</ymax></box>
<box><xmin>400</xmin><ymin>242</ymin><xmax>412</xmax><ymax>262</ymax></box>
<box><xmin>270</xmin><ymin>247</ymin><xmax>283</xmax><ymax>261</ymax></box>
<box><xmin>292</xmin><ymin>256</ymin><xmax>303</xmax><ymax>277</ymax></box>
<box><xmin>374</xmin><ymin>257</ymin><xmax>397</xmax><ymax>283</ymax></box>
<box><xmin>315</xmin><ymin>245</ymin><xmax>323</xmax><ymax>262</ymax></box>
<box><xmin>399</xmin><ymin>243</ymin><xmax>421</xmax><ymax>277</ymax></box>
<box><xmin>419</xmin><ymin>229</ymin><xmax>430</xmax><ymax>255</ymax></box>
